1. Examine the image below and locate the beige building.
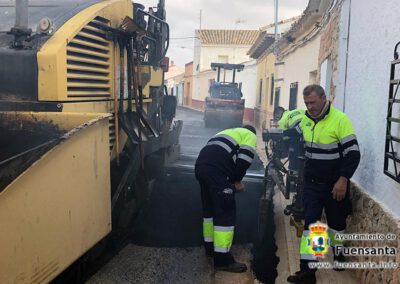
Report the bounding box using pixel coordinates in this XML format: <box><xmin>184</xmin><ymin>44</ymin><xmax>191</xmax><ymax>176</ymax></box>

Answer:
<box><xmin>248</xmin><ymin>17</ymin><xmax>300</xmax><ymax>129</ymax></box>
<box><xmin>165</xmin><ymin>62</ymin><xmax>184</xmax><ymax>105</ymax></box>
<box><xmin>191</xmin><ymin>69</ymin><xmax>215</xmax><ymax>110</ymax></box>
<box><xmin>183</xmin><ymin>62</ymin><xmax>193</xmax><ymax>106</ymax></box>
<box><xmin>248</xmin><ymin>32</ymin><xmax>275</xmax><ymax>129</ymax></box>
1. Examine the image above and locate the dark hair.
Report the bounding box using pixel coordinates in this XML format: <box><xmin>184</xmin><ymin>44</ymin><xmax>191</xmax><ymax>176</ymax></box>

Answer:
<box><xmin>243</xmin><ymin>124</ymin><xmax>256</xmax><ymax>135</ymax></box>
<box><xmin>274</xmin><ymin>106</ymin><xmax>285</xmax><ymax>114</ymax></box>
<box><xmin>303</xmin><ymin>84</ymin><xmax>326</xmax><ymax>97</ymax></box>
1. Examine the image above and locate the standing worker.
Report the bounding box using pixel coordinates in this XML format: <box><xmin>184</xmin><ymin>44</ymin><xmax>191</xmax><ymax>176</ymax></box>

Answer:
<box><xmin>278</xmin><ymin>108</ymin><xmax>306</xmax><ymax>217</ymax></box>
<box><xmin>195</xmin><ymin>125</ymin><xmax>257</xmax><ymax>273</ymax></box>
<box><xmin>278</xmin><ymin>108</ymin><xmax>306</xmax><ymax>172</ymax></box>
<box><xmin>272</xmin><ymin>106</ymin><xmax>286</xmax><ymax>128</ymax></box>
<box><xmin>287</xmin><ymin>85</ymin><xmax>360</xmax><ymax>284</ymax></box>
<box><xmin>279</xmin><ymin>108</ymin><xmax>306</xmax><ymax>131</ymax></box>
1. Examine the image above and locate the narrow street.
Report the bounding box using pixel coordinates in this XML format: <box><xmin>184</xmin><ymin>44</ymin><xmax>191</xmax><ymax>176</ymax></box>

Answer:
<box><xmin>86</xmin><ymin>107</ymin><xmax>361</xmax><ymax>284</ymax></box>
<box><xmin>87</xmin><ymin>108</ymin><xmax>268</xmax><ymax>283</ymax></box>
<box><xmin>1</xmin><ymin>1</ymin><xmax>399</xmax><ymax>284</ymax></box>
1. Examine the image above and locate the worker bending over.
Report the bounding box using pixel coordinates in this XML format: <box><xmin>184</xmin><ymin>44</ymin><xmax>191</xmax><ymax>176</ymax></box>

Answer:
<box><xmin>195</xmin><ymin>125</ymin><xmax>257</xmax><ymax>273</ymax></box>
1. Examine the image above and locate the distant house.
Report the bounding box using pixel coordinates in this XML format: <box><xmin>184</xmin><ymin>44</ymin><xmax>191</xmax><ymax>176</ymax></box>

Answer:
<box><xmin>273</xmin><ymin>0</ymin><xmax>331</xmax><ymax>112</ymax></box>
<box><xmin>193</xmin><ymin>29</ymin><xmax>259</xmax><ymax>74</ymax></box>
<box><xmin>164</xmin><ymin>61</ymin><xmax>184</xmax><ymax>105</ymax></box>
<box><xmin>191</xmin><ymin>29</ymin><xmax>259</xmax><ymax>122</ymax></box>
<box><xmin>183</xmin><ymin>62</ymin><xmax>193</xmax><ymax>106</ymax></box>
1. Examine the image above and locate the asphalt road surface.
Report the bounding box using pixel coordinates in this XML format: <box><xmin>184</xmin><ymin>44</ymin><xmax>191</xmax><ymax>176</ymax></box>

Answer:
<box><xmin>87</xmin><ymin>107</ymin><xmax>271</xmax><ymax>284</ymax></box>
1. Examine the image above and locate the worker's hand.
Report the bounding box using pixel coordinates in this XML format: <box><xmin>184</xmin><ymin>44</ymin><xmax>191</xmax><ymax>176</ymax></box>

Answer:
<box><xmin>332</xmin><ymin>176</ymin><xmax>348</xmax><ymax>201</ymax></box>
<box><xmin>234</xmin><ymin>181</ymin><xmax>245</xmax><ymax>193</ymax></box>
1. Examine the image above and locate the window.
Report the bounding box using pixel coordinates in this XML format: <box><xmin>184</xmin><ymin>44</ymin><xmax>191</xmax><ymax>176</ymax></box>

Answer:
<box><xmin>274</xmin><ymin>87</ymin><xmax>280</xmax><ymax>109</ymax></box>
<box><xmin>218</xmin><ymin>55</ymin><xmax>228</xmax><ymax>63</ymax></box>
<box><xmin>259</xmin><ymin>79</ymin><xmax>263</xmax><ymax>105</ymax></box>
<box><xmin>320</xmin><ymin>58</ymin><xmax>332</xmax><ymax>99</ymax></box>
<box><xmin>186</xmin><ymin>82</ymin><xmax>190</xmax><ymax>96</ymax></box>
<box><xmin>270</xmin><ymin>74</ymin><xmax>274</xmax><ymax>105</ymax></box>
<box><xmin>289</xmin><ymin>82</ymin><xmax>298</xmax><ymax>110</ymax></box>
<box><xmin>309</xmin><ymin>70</ymin><xmax>317</xmax><ymax>84</ymax></box>
<box><xmin>208</xmin><ymin>79</ymin><xmax>215</xmax><ymax>88</ymax></box>
<box><xmin>186</xmin><ymin>82</ymin><xmax>191</xmax><ymax>104</ymax></box>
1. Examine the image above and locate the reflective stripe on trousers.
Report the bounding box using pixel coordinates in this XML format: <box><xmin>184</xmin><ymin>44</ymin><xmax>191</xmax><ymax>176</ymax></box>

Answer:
<box><xmin>214</xmin><ymin>226</ymin><xmax>234</xmax><ymax>253</ymax></box>
<box><xmin>300</xmin><ymin>230</ymin><xmax>317</xmax><ymax>260</ymax></box>
<box><xmin>203</xmin><ymin>218</ymin><xmax>214</xmax><ymax>242</ymax></box>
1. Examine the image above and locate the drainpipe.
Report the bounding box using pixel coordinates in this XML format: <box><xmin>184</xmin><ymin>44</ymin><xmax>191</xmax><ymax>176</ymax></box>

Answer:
<box><xmin>343</xmin><ymin>0</ymin><xmax>352</xmax><ymax>112</ymax></box>
<box><xmin>274</xmin><ymin>0</ymin><xmax>279</xmax><ymax>55</ymax></box>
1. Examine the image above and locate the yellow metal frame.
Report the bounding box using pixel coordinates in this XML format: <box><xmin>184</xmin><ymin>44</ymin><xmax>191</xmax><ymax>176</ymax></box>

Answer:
<box><xmin>38</xmin><ymin>0</ymin><xmax>133</xmax><ymax>101</ymax></box>
<box><xmin>38</xmin><ymin>0</ymin><xmax>164</xmax><ymax>103</ymax></box>
<box><xmin>0</xmin><ymin>112</ymin><xmax>111</xmax><ymax>284</ymax></box>
<box><xmin>0</xmin><ymin>1</ymin><xmax>171</xmax><ymax>282</ymax></box>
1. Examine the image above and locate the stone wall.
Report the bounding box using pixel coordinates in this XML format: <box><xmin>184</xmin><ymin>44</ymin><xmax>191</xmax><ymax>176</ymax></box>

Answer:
<box><xmin>318</xmin><ymin>4</ymin><xmax>341</xmax><ymax>101</ymax></box>
<box><xmin>347</xmin><ymin>183</ymin><xmax>400</xmax><ymax>283</ymax></box>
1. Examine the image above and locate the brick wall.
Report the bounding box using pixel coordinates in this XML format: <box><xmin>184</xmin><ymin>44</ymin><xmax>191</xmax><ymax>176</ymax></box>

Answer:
<box><xmin>191</xmin><ymin>99</ymin><xmax>204</xmax><ymax>111</ymax></box>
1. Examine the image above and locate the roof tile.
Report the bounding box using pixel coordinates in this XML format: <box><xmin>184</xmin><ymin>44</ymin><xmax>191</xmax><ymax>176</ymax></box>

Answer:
<box><xmin>196</xmin><ymin>29</ymin><xmax>259</xmax><ymax>45</ymax></box>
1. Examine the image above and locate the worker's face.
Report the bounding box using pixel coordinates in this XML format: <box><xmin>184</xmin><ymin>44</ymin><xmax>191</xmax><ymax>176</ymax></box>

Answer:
<box><xmin>274</xmin><ymin>110</ymin><xmax>284</xmax><ymax>121</ymax></box>
<box><xmin>304</xmin><ymin>92</ymin><xmax>326</xmax><ymax>117</ymax></box>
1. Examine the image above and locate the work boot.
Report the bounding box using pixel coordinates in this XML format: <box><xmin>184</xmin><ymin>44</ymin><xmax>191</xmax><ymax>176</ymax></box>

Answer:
<box><xmin>215</xmin><ymin>261</ymin><xmax>247</xmax><ymax>273</ymax></box>
<box><xmin>287</xmin><ymin>270</ymin><xmax>316</xmax><ymax>284</ymax></box>
<box><xmin>214</xmin><ymin>252</ymin><xmax>247</xmax><ymax>273</ymax></box>
<box><xmin>333</xmin><ymin>252</ymin><xmax>345</xmax><ymax>271</ymax></box>
<box><xmin>204</xmin><ymin>242</ymin><xmax>213</xmax><ymax>258</ymax></box>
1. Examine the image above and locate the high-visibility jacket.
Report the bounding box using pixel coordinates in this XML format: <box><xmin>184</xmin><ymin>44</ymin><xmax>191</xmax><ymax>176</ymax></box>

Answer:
<box><xmin>296</xmin><ymin>104</ymin><xmax>360</xmax><ymax>183</ymax></box>
<box><xmin>279</xmin><ymin>109</ymin><xmax>305</xmax><ymax>171</ymax></box>
<box><xmin>278</xmin><ymin>109</ymin><xmax>305</xmax><ymax>130</ymax></box>
<box><xmin>195</xmin><ymin>128</ymin><xmax>257</xmax><ymax>182</ymax></box>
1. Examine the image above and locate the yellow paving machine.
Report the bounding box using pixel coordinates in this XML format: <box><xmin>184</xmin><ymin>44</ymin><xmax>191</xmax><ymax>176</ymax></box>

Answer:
<box><xmin>0</xmin><ymin>0</ymin><xmax>181</xmax><ymax>282</ymax></box>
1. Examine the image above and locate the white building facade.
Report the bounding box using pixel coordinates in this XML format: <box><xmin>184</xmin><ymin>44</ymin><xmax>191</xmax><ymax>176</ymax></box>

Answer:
<box><xmin>335</xmin><ymin>0</ymin><xmax>400</xmax><ymax>218</ymax></box>
<box><xmin>191</xmin><ymin>29</ymin><xmax>259</xmax><ymax>111</ymax></box>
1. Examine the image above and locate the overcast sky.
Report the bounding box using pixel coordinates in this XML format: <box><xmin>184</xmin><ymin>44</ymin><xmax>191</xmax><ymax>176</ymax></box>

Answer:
<box><xmin>139</xmin><ymin>0</ymin><xmax>309</xmax><ymax>67</ymax></box>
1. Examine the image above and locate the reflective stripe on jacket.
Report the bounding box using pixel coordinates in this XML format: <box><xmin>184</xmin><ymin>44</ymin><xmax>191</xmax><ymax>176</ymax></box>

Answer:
<box><xmin>196</xmin><ymin>127</ymin><xmax>256</xmax><ymax>181</ymax></box>
<box><xmin>299</xmin><ymin>104</ymin><xmax>360</xmax><ymax>182</ymax></box>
